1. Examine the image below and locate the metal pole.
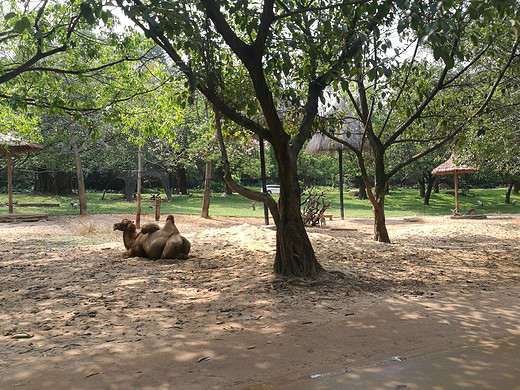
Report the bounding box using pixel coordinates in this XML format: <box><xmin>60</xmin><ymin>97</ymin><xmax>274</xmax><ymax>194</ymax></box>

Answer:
<box><xmin>259</xmin><ymin>137</ymin><xmax>269</xmax><ymax>225</ymax></box>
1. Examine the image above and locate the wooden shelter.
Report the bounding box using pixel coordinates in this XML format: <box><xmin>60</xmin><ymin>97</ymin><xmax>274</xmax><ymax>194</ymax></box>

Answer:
<box><xmin>1</xmin><ymin>134</ymin><xmax>44</xmax><ymax>215</ymax></box>
<box><xmin>432</xmin><ymin>153</ymin><xmax>477</xmax><ymax>215</ymax></box>
<box><xmin>306</xmin><ymin>108</ymin><xmax>370</xmax><ymax>219</ymax></box>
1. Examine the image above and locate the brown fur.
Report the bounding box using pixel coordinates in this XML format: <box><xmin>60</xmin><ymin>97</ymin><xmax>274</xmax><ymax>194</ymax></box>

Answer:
<box><xmin>113</xmin><ymin>219</ymin><xmax>138</xmax><ymax>250</ymax></box>
<box><xmin>121</xmin><ymin>215</ymin><xmax>190</xmax><ymax>260</ymax></box>
<box><xmin>140</xmin><ymin>222</ymin><xmax>161</xmax><ymax>234</ymax></box>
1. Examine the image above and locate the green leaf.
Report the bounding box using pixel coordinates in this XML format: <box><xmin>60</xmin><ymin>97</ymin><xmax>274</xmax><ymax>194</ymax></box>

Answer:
<box><xmin>13</xmin><ymin>16</ymin><xmax>31</xmax><ymax>33</ymax></box>
<box><xmin>4</xmin><ymin>12</ymin><xmax>16</xmax><ymax>21</ymax></box>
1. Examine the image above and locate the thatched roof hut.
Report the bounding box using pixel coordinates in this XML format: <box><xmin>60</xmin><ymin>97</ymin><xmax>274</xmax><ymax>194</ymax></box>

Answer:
<box><xmin>0</xmin><ymin>134</ymin><xmax>44</xmax><ymax>155</ymax></box>
<box><xmin>432</xmin><ymin>153</ymin><xmax>477</xmax><ymax>176</ymax></box>
<box><xmin>1</xmin><ymin>134</ymin><xmax>44</xmax><ymax>215</ymax></box>
<box><xmin>306</xmin><ymin>105</ymin><xmax>370</xmax><ymax>155</ymax></box>
<box><xmin>305</xmin><ymin>102</ymin><xmax>370</xmax><ymax>219</ymax></box>
<box><xmin>432</xmin><ymin>153</ymin><xmax>477</xmax><ymax>214</ymax></box>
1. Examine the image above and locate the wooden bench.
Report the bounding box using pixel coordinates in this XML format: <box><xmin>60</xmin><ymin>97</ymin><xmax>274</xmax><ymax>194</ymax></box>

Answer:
<box><xmin>322</xmin><ymin>214</ymin><xmax>333</xmax><ymax>221</ymax></box>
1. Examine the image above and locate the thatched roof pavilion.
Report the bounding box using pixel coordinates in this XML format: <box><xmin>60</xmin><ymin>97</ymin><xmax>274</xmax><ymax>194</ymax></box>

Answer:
<box><xmin>306</xmin><ymin>103</ymin><xmax>370</xmax><ymax>219</ymax></box>
<box><xmin>1</xmin><ymin>134</ymin><xmax>44</xmax><ymax>215</ymax></box>
<box><xmin>432</xmin><ymin>153</ymin><xmax>477</xmax><ymax>214</ymax></box>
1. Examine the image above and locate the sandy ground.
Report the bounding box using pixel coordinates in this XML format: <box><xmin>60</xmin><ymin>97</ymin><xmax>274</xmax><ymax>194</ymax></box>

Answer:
<box><xmin>1</xmin><ymin>212</ymin><xmax>519</xmax><ymax>389</ymax></box>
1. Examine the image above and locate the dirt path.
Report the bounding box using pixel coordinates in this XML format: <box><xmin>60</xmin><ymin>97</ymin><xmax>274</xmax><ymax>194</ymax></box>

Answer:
<box><xmin>1</xmin><ymin>213</ymin><xmax>519</xmax><ymax>389</ymax></box>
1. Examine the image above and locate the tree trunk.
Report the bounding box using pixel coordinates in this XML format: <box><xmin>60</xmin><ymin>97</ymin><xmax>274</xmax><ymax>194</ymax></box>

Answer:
<box><xmin>505</xmin><ymin>182</ymin><xmax>513</xmax><ymax>204</ymax></box>
<box><xmin>418</xmin><ymin>176</ymin><xmax>426</xmax><ymax>198</ymax></box>
<box><xmin>201</xmin><ymin>160</ymin><xmax>211</xmax><ymax>218</ymax></box>
<box><xmin>433</xmin><ymin>178</ymin><xmax>439</xmax><ymax>193</ymax></box>
<box><xmin>216</xmin><ymin>166</ymin><xmax>233</xmax><ymax>195</ymax></box>
<box><xmin>356</xmin><ymin>175</ymin><xmax>367</xmax><ymax>200</ymax></box>
<box><xmin>70</xmin><ymin>132</ymin><xmax>88</xmax><ymax>216</ymax></box>
<box><xmin>212</xmin><ymin>106</ymin><xmax>322</xmax><ymax>279</ymax></box>
<box><xmin>424</xmin><ymin>173</ymin><xmax>436</xmax><ymax>206</ymax></box>
<box><xmin>373</xmin><ymin>182</ymin><xmax>390</xmax><ymax>242</ymax></box>
<box><xmin>273</xmin><ymin>152</ymin><xmax>323</xmax><ymax>279</ymax></box>
<box><xmin>175</xmin><ymin>165</ymin><xmax>188</xmax><ymax>195</ymax></box>
<box><xmin>33</xmin><ymin>168</ymin><xmax>74</xmax><ymax>196</ymax></box>
<box><xmin>371</xmin><ymin>149</ymin><xmax>390</xmax><ymax>243</ymax></box>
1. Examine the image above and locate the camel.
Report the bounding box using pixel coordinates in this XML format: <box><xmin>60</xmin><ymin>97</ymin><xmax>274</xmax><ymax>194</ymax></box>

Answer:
<box><xmin>113</xmin><ymin>219</ymin><xmax>160</xmax><ymax>256</ymax></box>
<box><xmin>113</xmin><ymin>215</ymin><xmax>190</xmax><ymax>260</ymax></box>
<box><xmin>113</xmin><ymin>218</ymin><xmax>138</xmax><ymax>251</ymax></box>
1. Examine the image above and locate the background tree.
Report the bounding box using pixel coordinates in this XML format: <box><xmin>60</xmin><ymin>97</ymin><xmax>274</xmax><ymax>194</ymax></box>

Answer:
<box><xmin>321</xmin><ymin>1</ymin><xmax>520</xmax><ymax>242</ymax></box>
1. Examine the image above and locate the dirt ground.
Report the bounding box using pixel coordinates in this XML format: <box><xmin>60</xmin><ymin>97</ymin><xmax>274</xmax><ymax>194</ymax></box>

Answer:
<box><xmin>1</xmin><ymin>212</ymin><xmax>519</xmax><ymax>389</ymax></box>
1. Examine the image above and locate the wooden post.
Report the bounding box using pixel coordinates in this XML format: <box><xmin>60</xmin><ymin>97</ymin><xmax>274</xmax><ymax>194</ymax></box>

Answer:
<box><xmin>136</xmin><ymin>131</ymin><xmax>142</xmax><ymax>228</ymax></box>
<box><xmin>338</xmin><ymin>149</ymin><xmax>344</xmax><ymax>220</ymax></box>
<box><xmin>201</xmin><ymin>161</ymin><xmax>211</xmax><ymax>218</ymax></box>
<box><xmin>7</xmin><ymin>153</ymin><xmax>13</xmax><ymax>214</ymax></box>
<box><xmin>454</xmin><ymin>173</ymin><xmax>459</xmax><ymax>214</ymax></box>
<box><xmin>155</xmin><ymin>196</ymin><xmax>161</xmax><ymax>221</ymax></box>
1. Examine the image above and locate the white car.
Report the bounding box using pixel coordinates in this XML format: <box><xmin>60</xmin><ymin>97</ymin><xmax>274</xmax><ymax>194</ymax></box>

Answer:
<box><xmin>265</xmin><ymin>184</ymin><xmax>280</xmax><ymax>194</ymax></box>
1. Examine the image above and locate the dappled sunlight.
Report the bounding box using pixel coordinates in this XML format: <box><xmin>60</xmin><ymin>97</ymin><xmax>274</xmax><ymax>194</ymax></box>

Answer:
<box><xmin>1</xmin><ymin>214</ymin><xmax>519</xmax><ymax>388</ymax></box>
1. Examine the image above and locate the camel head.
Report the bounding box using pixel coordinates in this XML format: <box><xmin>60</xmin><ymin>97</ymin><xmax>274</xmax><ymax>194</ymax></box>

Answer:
<box><xmin>166</xmin><ymin>215</ymin><xmax>175</xmax><ymax>224</ymax></box>
<box><xmin>113</xmin><ymin>219</ymin><xmax>136</xmax><ymax>232</ymax></box>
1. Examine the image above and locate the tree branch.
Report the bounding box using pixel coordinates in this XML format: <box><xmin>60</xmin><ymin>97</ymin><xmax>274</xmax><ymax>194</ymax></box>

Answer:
<box><xmin>213</xmin><ymin>106</ymin><xmax>280</xmax><ymax>224</ymax></box>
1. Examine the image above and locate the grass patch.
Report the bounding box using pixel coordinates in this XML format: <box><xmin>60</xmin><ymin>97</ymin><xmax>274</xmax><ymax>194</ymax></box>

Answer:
<box><xmin>0</xmin><ymin>187</ymin><xmax>518</xmax><ymax>218</ymax></box>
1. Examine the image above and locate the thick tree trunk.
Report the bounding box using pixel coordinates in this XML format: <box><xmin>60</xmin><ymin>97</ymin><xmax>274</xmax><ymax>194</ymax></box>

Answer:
<box><xmin>212</xmin><ymin>106</ymin><xmax>322</xmax><ymax>279</ymax></box>
<box><xmin>33</xmin><ymin>168</ymin><xmax>74</xmax><ymax>196</ymax></box>
<box><xmin>273</xmin><ymin>153</ymin><xmax>323</xmax><ymax>279</ymax></box>
<box><xmin>70</xmin><ymin>132</ymin><xmax>88</xmax><ymax>216</ymax></box>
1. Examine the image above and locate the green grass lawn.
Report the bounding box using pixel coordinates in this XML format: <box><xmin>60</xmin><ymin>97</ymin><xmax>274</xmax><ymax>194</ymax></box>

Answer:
<box><xmin>0</xmin><ymin>187</ymin><xmax>518</xmax><ymax>218</ymax></box>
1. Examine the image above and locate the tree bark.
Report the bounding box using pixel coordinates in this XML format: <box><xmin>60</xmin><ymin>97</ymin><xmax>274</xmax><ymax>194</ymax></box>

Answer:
<box><xmin>201</xmin><ymin>160</ymin><xmax>211</xmax><ymax>218</ymax></box>
<box><xmin>33</xmin><ymin>168</ymin><xmax>74</xmax><ymax>195</ymax></box>
<box><xmin>356</xmin><ymin>175</ymin><xmax>367</xmax><ymax>200</ymax></box>
<box><xmin>505</xmin><ymin>182</ymin><xmax>513</xmax><ymax>204</ymax></box>
<box><xmin>418</xmin><ymin>176</ymin><xmax>426</xmax><ymax>198</ymax></box>
<box><xmin>433</xmin><ymin>178</ymin><xmax>440</xmax><ymax>193</ymax></box>
<box><xmin>424</xmin><ymin>173</ymin><xmax>436</xmax><ymax>206</ymax></box>
<box><xmin>212</xmin><ymin>106</ymin><xmax>322</xmax><ymax>279</ymax></box>
<box><xmin>371</xmin><ymin>146</ymin><xmax>390</xmax><ymax>243</ymax></box>
<box><xmin>373</xmin><ymin>182</ymin><xmax>390</xmax><ymax>242</ymax></box>
<box><xmin>175</xmin><ymin>165</ymin><xmax>188</xmax><ymax>195</ymax></box>
<box><xmin>273</xmin><ymin>151</ymin><xmax>324</xmax><ymax>279</ymax></box>
<box><xmin>70</xmin><ymin>131</ymin><xmax>88</xmax><ymax>216</ymax></box>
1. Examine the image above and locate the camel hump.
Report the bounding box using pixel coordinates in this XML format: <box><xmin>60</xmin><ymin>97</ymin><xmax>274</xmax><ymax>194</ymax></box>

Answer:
<box><xmin>141</xmin><ymin>223</ymin><xmax>161</xmax><ymax>234</ymax></box>
<box><xmin>162</xmin><ymin>214</ymin><xmax>180</xmax><ymax>234</ymax></box>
